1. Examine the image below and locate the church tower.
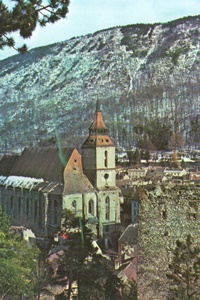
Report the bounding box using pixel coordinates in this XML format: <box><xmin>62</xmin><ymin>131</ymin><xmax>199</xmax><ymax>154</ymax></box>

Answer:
<box><xmin>82</xmin><ymin>100</ymin><xmax>116</xmax><ymax>189</ymax></box>
<box><xmin>82</xmin><ymin>101</ymin><xmax>121</xmax><ymax>237</ymax></box>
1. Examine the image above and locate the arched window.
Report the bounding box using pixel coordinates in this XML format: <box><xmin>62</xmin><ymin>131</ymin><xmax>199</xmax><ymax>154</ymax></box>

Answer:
<box><xmin>34</xmin><ymin>201</ymin><xmax>37</xmax><ymax>222</ymax></box>
<box><xmin>105</xmin><ymin>197</ymin><xmax>110</xmax><ymax>220</ymax></box>
<box><xmin>88</xmin><ymin>199</ymin><xmax>94</xmax><ymax>215</ymax></box>
<box><xmin>54</xmin><ymin>200</ymin><xmax>58</xmax><ymax>224</ymax></box>
<box><xmin>10</xmin><ymin>196</ymin><xmax>14</xmax><ymax>210</ymax></box>
<box><xmin>18</xmin><ymin>197</ymin><xmax>21</xmax><ymax>216</ymax></box>
<box><xmin>104</xmin><ymin>150</ymin><xmax>108</xmax><ymax>168</ymax></box>
<box><xmin>26</xmin><ymin>198</ymin><xmax>29</xmax><ymax>218</ymax></box>
<box><xmin>72</xmin><ymin>200</ymin><xmax>77</xmax><ymax>211</ymax></box>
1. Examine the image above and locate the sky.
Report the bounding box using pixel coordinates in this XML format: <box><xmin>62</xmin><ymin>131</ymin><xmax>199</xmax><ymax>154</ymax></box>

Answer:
<box><xmin>0</xmin><ymin>0</ymin><xmax>200</xmax><ymax>60</ymax></box>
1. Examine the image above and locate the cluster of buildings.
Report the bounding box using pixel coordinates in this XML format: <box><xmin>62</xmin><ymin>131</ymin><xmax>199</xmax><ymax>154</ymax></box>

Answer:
<box><xmin>0</xmin><ymin>101</ymin><xmax>199</xmax><ymax>291</ymax></box>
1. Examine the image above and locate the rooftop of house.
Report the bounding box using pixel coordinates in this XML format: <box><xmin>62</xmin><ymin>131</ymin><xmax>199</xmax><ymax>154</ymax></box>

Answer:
<box><xmin>118</xmin><ymin>224</ymin><xmax>138</xmax><ymax>245</ymax></box>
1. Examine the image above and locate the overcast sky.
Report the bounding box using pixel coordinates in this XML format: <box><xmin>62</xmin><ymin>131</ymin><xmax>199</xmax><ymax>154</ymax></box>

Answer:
<box><xmin>0</xmin><ymin>0</ymin><xmax>200</xmax><ymax>60</ymax></box>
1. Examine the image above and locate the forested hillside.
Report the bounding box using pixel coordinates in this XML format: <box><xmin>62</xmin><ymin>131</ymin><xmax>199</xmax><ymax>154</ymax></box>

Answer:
<box><xmin>0</xmin><ymin>15</ymin><xmax>199</xmax><ymax>152</ymax></box>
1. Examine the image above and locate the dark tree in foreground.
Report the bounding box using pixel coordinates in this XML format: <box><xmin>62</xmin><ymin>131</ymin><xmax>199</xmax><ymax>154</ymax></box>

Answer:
<box><xmin>55</xmin><ymin>211</ymin><xmax>127</xmax><ymax>300</ymax></box>
<box><xmin>0</xmin><ymin>0</ymin><xmax>70</xmax><ymax>53</ymax></box>
<box><xmin>167</xmin><ymin>235</ymin><xmax>200</xmax><ymax>300</ymax></box>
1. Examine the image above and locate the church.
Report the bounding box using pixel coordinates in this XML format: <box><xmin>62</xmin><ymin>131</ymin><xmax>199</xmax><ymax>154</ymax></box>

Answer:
<box><xmin>0</xmin><ymin>101</ymin><xmax>122</xmax><ymax>238</ymax></box>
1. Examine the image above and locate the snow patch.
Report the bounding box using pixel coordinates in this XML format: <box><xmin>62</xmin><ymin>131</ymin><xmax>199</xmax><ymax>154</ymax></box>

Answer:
<box><xmin>4</xmin><ymin>176</ymin><xmax>44</xmax><ymax>189</ymax></box>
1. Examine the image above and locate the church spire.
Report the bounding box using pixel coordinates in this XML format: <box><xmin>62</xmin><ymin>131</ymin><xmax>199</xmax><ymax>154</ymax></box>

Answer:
<box><xmin>82</xmin><ymin>101</ymin><xmax>114</xmax><ymax>147</ymax></box>
<box><xmin>89</xmin><ymin>101</ymin><xmax>108</xmax><ymax>135</ymax></box>
<box><xmin>96</xmin><ymin>99</ymin><xmax>101</xmax><ymax>112</ymax></box>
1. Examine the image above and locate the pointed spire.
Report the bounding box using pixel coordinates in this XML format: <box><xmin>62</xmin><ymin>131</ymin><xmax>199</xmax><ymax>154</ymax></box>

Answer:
<box><xmin>96</xmin><ymin>100</ymin><xmax>101</xmax><ymax>112</ymax></box>
<box><xmin>88</xmin><ymin>100</ymin><xmax>108</xmax><ymax>135</ymax></box>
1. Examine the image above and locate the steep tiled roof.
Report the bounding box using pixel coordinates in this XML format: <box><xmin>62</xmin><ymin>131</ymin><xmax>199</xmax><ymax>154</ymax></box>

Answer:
<box><xmin>119</xmin><ymin>224</ymin><xmax>138</xmax><ymax>245</ymax></box>
<box><xmin>0</xmin><ymin>155</ymin><xmax>19</xmax><ymax>176</ymax></box>
<box><xmin>63</xmin><ymin>169</ymin><xmax>95</xmax><ymax>195</ymax></box>
<box><xmin>118</xmin><ymin>257</ymin><xmax>137</xmax><ymax>282</ymax></box>
<box><xmin>89</xmin><ymin>111</ymin><xmax>108</xmax><ymax>131</ymax></box>
<box><xmin>8</xmin><ymin>147</ymin><xmax>74</xmax><ymax>183</ymax></box>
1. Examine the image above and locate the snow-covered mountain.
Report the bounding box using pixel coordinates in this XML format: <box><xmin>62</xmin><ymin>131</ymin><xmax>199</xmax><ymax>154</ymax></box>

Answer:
<box><xmin>0</xmin><ymin>15</ymin><xmax>199</xmax><ymax>152</ymax></box>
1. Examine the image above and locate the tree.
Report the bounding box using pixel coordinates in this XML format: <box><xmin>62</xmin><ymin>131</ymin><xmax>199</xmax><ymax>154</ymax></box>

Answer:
<box><xmin>0</xmin><ymin>206</ymin><xmax>10</xmax><ymax>234</ymax></box>
<box><xmin>55</xmin><ymin>211</ymin><xmax>124</xmax><ymax>300</ymax></box>
<box><xmin>134</xmin><ymin>148</ymin><xmax>140</xmax><ymax>164</ymax></box>
<box><xmin>167</xmin><ymin>235</ymin><xmax>200</xmax><ymax>300</ymax></box>
<box><xmin>135</xmin><ymin>119</ymin><xmax>172</xmax><ymax>151</ymax></box>
<box><xmin>168</xmin><ymin>132</ymin><xmax>185</xmax><ymax>150</ymax></box>
<box><xmin>127</xmin><ymin>150</ymin><xmax>134</xmax><ymax>164</ymax></box>
<box><xmin>0</xmin><ymin>0</ymin><xmax>70</xmax><ymax>53</ymax></box>
<box><xmin>0</xmin><ymin>208</ymin><xmax>44</xmax><ymax>300</ymax></box>
<box><xmin>190</xmin><ymin>115</ymin><xmax>200</xmax><ymax>149</ymax></box>
<box><xmin>144</xmin><ymin>149</ymin><xmax>151</xmax><ymax>164</ymax></box>
<box><xmin>0</xmin><ymin>231</ymin><xmax>40</xmax><ymax>299</ymax></box>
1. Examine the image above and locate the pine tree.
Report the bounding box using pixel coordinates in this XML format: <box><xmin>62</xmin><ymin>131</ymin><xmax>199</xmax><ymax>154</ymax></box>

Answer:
<box><xmin>0</xmin><ymin>0</ymin><xmax>70</xmax><ymax>53</ymax></box>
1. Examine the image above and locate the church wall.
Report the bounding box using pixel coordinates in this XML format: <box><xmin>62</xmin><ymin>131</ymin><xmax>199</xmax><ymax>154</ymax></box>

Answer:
<box><xmin>63</xmin><ymin>193</ymin><xmax>83</xmax><ymax>217</ymax></box>
<box><xmin>97</xmin><ymin>190</ymin><xmax>121</xmax><ymax>236</ymax></box>
<box><xmin>0</xmin><ymin>185</ymin><xmax>61</xmax><ymax>237</ymax></box>
<box><xmin>81</xmin><ymin>148</ymin><xmax>96</xmax><ymax>186</ymax></box>
<box><xmin>96</xmin><ymin>169</ymin><xmax>116</xmax><ymax>188</ymax></box>
<box><xmin>82</xmin><ymin>148</ymin><xmax>96</xmax><ymax>170</ymax></box>
<box><xmin>82</xmin><ymin>192</ymin><xmax>97</xmax><ymax>219</ymax></box>
<box><xmin>96</xmin><ymin>147</ymin><xmax>115</xmax><ymax>169</ymax></box>
<box><xmin>63</xmin><ymin>192</ymin><xmax>97</xmax><ymax>219</ymax></box>
<box><xmin>46</xmin><ymin>194</ymin><xmax>62</xmax><ymax>237</ymax></box>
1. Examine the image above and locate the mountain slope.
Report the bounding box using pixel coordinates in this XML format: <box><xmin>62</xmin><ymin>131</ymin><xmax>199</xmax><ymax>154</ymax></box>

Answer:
<box><xmin>0</xmin><ymin>15</ymin><xmax>199</xmax><ymax>152</ymax></box>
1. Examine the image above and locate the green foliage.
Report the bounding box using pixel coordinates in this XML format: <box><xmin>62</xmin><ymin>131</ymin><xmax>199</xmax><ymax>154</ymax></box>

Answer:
<box><xmin>0</xmin><ymin>230</ymin><xmax>40</xmax><ymax>298</ymax></box>
<box><xmin>0</xmin><ymin>206</ymin><xmax>10</xmax><ymax>234</ymax></box>
<box><xmin>0</xmin><ymin>0</ymin><xmax>70</xmax><ymax>53</ymax></box>
<box><xmin>56</xmin><ymin>213</ymin><xmax>124</xmax><ymax>300</ymax></box>
<box><xmin>144</xmin><ymin>149</ymin><xmax>151</xmax><ymax>164</ymax></box>
<box><xmin>167</xmin><ymin>235</ymin><xmax>200</xmax><ymax>300</ymax></box>
<box><xmin>135</xmin><ymin>119</ymin><xmax>172</xmax><ymax>151</ymax></box>
<box><xmin>122</xmin><ymin>280</ymin><xmax>137</xmax><ymax>300</ymax></box>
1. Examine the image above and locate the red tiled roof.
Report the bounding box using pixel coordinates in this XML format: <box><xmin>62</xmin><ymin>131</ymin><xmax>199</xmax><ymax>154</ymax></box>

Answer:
<box><xmin>123</xmin><ymin>260</ymin><xmax>137</xmax><ymax>281</ymax></box>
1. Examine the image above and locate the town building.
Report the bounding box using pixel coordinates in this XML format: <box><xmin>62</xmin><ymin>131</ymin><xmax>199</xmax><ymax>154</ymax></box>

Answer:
<box><xmin>0</xmin><ymin>102</ymin><xmax>122</xmax><ymax>238</ymax></box>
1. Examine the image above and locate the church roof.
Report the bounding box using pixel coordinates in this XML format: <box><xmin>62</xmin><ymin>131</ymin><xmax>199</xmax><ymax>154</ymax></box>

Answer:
<box><xmin>89</xmin><ymin>111</ymin><xmax>108</xmax><ymax>131</ymax></box>
<box><xmin>63</xmin><ymin>170</ymin><xmax>95</xmax><ymax>195</ymax></box>
<box><xmin>0</xmin><ymin>155</ymin><xmax>19</xmax><ymax>176</ymax></box>
<box><xmin>89</xmin><ymin>100</ymin><xmax>108</xmax><ymax>132</ymax></box>
<box><xmin>82</xmin><ymin>101</ymin><xmax>115</xmax><ymax>148</ymax></box>
<box><xmin>6</xmin><ymin>147</ymin><xmax>75</xmax><ymax>183</ymax></box>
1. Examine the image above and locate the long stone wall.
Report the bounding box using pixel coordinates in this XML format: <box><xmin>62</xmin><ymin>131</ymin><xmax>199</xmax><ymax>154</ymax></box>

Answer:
<box><xmin>138</xmin><ymin>184</ymin><xmax>200</xmax><ymax>300</ymax></box>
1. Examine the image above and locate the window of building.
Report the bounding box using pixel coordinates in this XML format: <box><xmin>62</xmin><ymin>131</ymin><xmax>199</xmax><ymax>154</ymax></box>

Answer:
<box><xmin>105</xmin><ymin>197</ymin><xmax>110</xmax><ymax>220</ymax></box>
<box><xmin>104</xmin><ymin>150</ymin><xmax>108</xmax><ymax>167</ymax></box>
<box><xmin>132</xmin><ymin>200</ymin><xmax>138</xmax><ymax>223</ymax></box>
<box><xmin>72</xmin><ymin>200</ymin><xmax>77</xmax><ymax>211</ymax></box>
<box><xmin>26</xmin><ymin>198</ymin><xmax>29</xmax><ymax>218</ymax></box>
<box><xmin>54</xmin><ymin>200</ymin><xmax>58</xmax><ymax>224</ymax></box>
<box><xmin>34</xmin><ymin>201</ymin><xmax>37</xmax><ymax>222</ymax></box>
<box><xmin>18</xmin><ymin>197</ymin><xmax>21</xmax><ymax>216</ymax></box>
<box><xmin>10</xmin><ymin>196</ymin><xmax>14</xmax><ymax>210</ymax></box>
<box><xmin>88</xmin><ymin>199</ymin><xmax>94</xmax><ymax>215</ymax></box>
